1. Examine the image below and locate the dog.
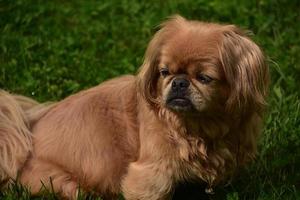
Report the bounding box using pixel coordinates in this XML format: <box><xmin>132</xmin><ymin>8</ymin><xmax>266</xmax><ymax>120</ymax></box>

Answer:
<box><xmin>0</xmin><ymin>15</ymin><xmax>269</xmax><ymax>199</ymax></box>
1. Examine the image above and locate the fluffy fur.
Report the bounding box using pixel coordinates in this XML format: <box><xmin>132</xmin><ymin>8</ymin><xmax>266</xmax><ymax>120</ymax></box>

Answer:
<box><xmin>0</xmin><ymin>16</ymin><xmax>269</xmax><ymax>199</ymax></box>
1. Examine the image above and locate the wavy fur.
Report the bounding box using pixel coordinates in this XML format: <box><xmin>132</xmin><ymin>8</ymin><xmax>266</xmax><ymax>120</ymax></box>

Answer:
<box><xmin>0</xmin><ymin>91</ymin><xmax>53</xmax><ymax>187</ymax></box>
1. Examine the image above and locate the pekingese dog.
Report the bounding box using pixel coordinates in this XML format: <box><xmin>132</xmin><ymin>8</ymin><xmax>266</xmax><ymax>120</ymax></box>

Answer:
<box><xmin>0</xmin><ymin>15</ymin><xmax>269</xmax><ymax>199</ymax></box>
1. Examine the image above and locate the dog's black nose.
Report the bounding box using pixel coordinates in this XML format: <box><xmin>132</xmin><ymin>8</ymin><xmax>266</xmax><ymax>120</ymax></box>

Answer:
<box><xmin>172</xmin><ymin>78</ymin><xmax>190</xmax><ymax>91</ymax></box>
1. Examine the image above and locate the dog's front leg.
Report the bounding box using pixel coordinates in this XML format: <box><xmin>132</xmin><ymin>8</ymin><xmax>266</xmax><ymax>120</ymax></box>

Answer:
<box><xmin>121</xmin><ymin>160</ymin><xmax>174</xmax><ymax>200</ymax></box>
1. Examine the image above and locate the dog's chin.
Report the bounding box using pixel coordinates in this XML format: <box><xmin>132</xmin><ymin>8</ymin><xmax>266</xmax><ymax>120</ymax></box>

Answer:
<box><xmin>166</xmin><ymin>98</ymin><xmax>194</xmax><ymax>112</ymax></box>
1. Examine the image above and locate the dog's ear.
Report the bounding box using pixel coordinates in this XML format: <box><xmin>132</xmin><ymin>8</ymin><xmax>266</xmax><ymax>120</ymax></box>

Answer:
<box><xmin>137</xmin><ymin>15</ymin><xmax>186</xmax><ymax>107</ymax></box>
<box><xmin>218</xmin><ymin>26</ymin><xmax>269</xmax><ymax>168</ymax></box>
<box><xmin>219</xmin><ymin>26</ymin><xmax>269</xmax><ymax>114</ymax></box>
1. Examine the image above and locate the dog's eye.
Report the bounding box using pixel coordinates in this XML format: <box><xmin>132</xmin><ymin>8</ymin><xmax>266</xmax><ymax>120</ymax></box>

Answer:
<box><xmin>160</xmin><ymin>68</ymin><xmax>170</xmax><ymax>77</ymax></box>
<box><xmin>197</xmin><ymin>74</ymin><xmax>213</xmax><ymax>84</ymax></box>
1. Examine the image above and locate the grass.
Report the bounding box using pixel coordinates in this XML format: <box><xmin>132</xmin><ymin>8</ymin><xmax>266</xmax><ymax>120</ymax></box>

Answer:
<box><xmin>0</xmin><ymin>0</ymin><xmax>299</xmax><ymax>199</ymax></box>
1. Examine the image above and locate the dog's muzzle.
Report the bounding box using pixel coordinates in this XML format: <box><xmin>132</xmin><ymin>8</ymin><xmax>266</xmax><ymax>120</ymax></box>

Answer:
<box><xmin>166</xmin><ymin>78</ymin><xmax>193</xmax><ymax>111</ymax></box>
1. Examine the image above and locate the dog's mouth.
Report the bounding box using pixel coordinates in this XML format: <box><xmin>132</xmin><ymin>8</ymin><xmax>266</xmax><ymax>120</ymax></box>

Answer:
<box><xmin>166</xmin><ymin>97</ymin><xmax>193</xmax><ymax>111</ymax></box>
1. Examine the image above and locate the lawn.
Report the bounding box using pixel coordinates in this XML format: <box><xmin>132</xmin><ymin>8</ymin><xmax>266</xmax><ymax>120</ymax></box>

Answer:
<box><xmin>0</xmin><ymin>0</ymin><xmax>299</xmax><ymax>199</ymax></box>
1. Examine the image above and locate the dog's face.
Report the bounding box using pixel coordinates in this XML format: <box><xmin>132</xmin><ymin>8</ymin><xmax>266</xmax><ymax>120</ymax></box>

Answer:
<box><xmin>138</xmin><ymin>16</ymin><xmax>269</xmax><ymax>116</ymax></box>
<box><xmin>157</xmin><ymin>31</ymin><xmax>226</xmax><ymax>113</ymax></box>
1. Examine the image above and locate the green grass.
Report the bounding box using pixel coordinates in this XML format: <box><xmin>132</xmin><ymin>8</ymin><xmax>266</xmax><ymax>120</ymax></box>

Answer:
<box><xmin>1</xmin><ymin>0</ymin><xmax>299</xmax><ymax>199</ymax></box>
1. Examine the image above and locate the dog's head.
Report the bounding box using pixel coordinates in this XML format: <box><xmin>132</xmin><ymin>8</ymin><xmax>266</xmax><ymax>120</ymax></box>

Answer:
<box><xmin>137</xmin><ymin>16</ymin><xmax>269</xmax><ymax>116</ymax></box>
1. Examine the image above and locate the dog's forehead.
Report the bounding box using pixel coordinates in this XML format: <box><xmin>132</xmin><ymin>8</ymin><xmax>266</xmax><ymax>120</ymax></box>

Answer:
<box><xmin>160</xmin><ymin>28</ymin><xmax>222</xmax><ymax>72</ymax></box>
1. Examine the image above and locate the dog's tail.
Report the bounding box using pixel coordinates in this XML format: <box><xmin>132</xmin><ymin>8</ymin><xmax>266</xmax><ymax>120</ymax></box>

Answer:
<box><xmin>0</xmin><ymin>90</ymin><xmax>54</xmax><ymax>187</ymax></box>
